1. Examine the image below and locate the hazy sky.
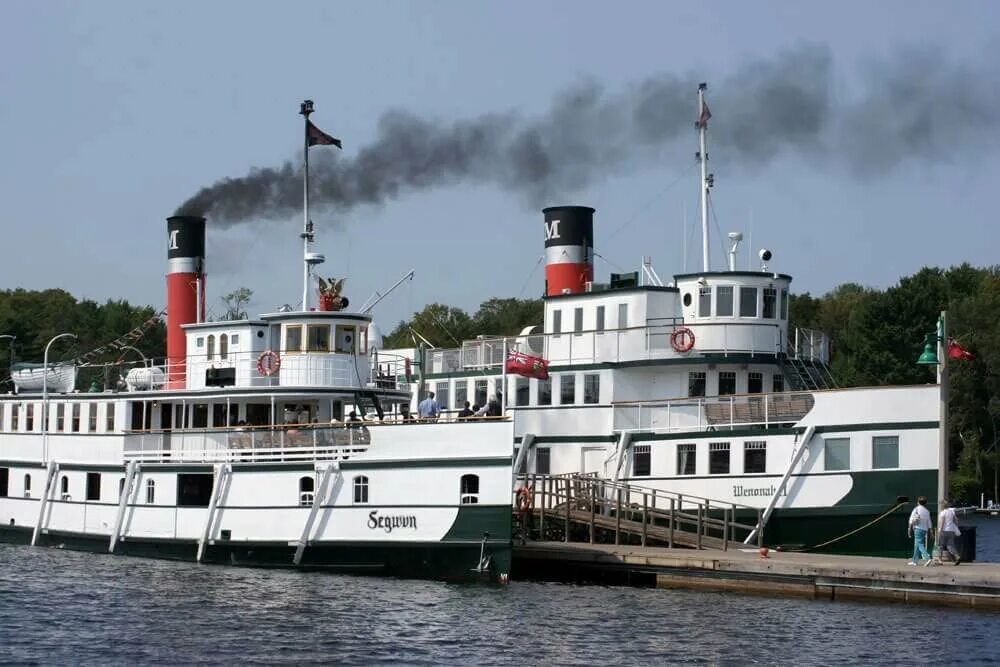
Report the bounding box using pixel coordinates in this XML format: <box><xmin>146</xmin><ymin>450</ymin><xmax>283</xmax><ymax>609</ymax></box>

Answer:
<box><xmin>1</xmin><ymin>1</ymin><xmax>998</xmax><ymax>335</ymax></box>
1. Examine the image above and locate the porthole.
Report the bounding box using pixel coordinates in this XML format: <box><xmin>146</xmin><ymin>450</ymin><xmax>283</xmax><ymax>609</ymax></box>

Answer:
<box><xmin>683</xmin><ymin>293</ymin><xmax>692</xmax><ymax>307</ymax></box>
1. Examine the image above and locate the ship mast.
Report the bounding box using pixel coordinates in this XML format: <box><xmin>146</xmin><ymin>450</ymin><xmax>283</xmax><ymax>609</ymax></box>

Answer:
<box><xmin>300</xmin><ymin>99</ymin><xmax>315</xmax><ymax>312</ymax></box>
<box><xmin>696</xmin><ymin>83</ymin><xmax>712</xmax><ymax>272</ymax></box>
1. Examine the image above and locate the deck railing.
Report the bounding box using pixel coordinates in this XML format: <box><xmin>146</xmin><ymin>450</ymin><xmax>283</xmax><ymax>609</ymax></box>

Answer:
<box><xmin>612</xmin><ymin>390</ymin><xmax>816</xmax><ymax>433</ymax></box>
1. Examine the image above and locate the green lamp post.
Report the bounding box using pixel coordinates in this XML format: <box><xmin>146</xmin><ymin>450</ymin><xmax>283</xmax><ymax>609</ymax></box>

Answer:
<box><xmin>915</xmin><ymin>312</ymin><xmax>948</xmax><ymax>506</ymax></box>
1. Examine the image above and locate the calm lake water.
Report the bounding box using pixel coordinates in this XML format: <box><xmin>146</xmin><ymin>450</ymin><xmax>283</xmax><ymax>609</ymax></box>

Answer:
<box><xmin>2</xmin><ymin>517</ymin><xmax>999</xmax><ymax>665</ymax></box>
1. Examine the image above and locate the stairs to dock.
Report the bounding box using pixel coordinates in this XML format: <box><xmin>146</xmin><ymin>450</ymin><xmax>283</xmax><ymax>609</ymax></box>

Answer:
<box><xmin>515</xmin><ymin>473</ymin><xmax>760</xmax><ymax>552</ymax></box>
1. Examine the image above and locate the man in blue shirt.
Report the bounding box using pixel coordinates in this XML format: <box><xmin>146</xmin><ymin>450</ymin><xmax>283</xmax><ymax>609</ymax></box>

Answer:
<box><xmin>418</xmin><ymin>391</ymin><xmax>441</xmax><ymax>421</ymax></box>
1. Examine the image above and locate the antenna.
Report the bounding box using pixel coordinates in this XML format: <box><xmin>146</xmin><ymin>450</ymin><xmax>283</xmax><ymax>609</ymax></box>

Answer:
<box><xmin>696</xmin><ymin>83</ymin><xmax>712</xmax><ymax>272</ymax></box>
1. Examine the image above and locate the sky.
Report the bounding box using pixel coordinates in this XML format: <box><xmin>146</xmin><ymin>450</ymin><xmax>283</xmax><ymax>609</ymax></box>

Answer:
<box><xmin>1</xmin><ymin>1</ymin><xmax>999</xmax><ymax>334</ymax></box>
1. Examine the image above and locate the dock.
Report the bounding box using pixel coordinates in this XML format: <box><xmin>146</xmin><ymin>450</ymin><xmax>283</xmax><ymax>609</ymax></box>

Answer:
<box><xmin>513</xmin><ymin>542</ymin><xmax>1000</xmax><ymax>609</ymax></box>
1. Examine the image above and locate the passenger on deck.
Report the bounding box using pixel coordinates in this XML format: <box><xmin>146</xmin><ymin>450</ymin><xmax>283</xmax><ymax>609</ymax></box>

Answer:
<box><xmin>347</xmin><ymin>410</ymin><xmax>363</xmax><ymax>429</ymax></box>
<box><xmin>399</xmin><ymin>404</ymin><xmax>415</xmax><ymax>423</ymax></box>
<box><xmin>457</xmin><ymin>401</ymin><xmax>474</xmax><ymax>420</ymax></box>
<box><xmin>418</xmin><ymin>392</ymin><xmax>441</xmax><ymax>421</ymax></box>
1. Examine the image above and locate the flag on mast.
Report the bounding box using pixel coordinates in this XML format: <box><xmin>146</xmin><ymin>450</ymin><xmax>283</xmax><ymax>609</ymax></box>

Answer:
<box><xmin>948</xmin><ymin>338</ymin><xmax>975</xmax><ymax>361</ymax></box>
<box><xmin>696</xmin><ymin>100</ymin><xmax>712</xmax><ymax>129</ymax></box>
<box><xmin>307</xmin><ymin>120</ymin><xmax>342</xmax><ymax>148</ymax></box>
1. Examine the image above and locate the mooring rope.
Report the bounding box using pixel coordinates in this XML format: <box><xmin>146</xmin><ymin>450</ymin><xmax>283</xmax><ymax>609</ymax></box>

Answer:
<box><xmin>784</xmin><ymin>501</ymin><xmax>907</xmax><ymax>553</ymax></box>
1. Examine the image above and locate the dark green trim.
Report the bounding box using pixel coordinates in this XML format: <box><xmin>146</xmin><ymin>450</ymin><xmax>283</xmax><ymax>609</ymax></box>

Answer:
<box><xmin>515</xmin><ymin>435</ymin><xmax>616</xmax><ymax>444</ymax></box>
<box><xmin>673</xmin><ymin>270</ymin><xmax>793</xmax><ymax>281</ymax></box>
<box><xmin>339</xmin><ymin>456</ymin><xmax>512</xmax><ymax>470</ymax></box>
<box><xmin>443</xmin><ymin>504</ymin><xmax>514</xmax><ymax>541</ymax></box>
<box><xmin>813</xmin><ymin>421</ymin><xmax>938</xmax><ymax>434</ymax></box>
<box><xmin>631</xmin><ymin>426</ymin><xmax>800</xmax><ymax>442</ymax></box>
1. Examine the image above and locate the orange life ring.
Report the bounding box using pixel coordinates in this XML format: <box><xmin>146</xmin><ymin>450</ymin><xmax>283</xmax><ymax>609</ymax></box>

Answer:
<box><xmin>671</xmin><ymin>327</ymin><xmax>695</xmax><ymax>353</ymax></box>
<box><xmin>256</xmin><ymin>349</ymin><xmax>281</xmax><ymax>376</ymax></box>
<box><xmin>516</xmin><ymin>486</ymin><xmax>534</xmax><ymax>512</ymax></box>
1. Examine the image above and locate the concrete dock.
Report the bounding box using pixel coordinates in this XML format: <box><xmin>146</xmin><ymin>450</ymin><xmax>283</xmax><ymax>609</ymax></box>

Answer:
<box><xmin>513</xmin><ymin>542</ymin><xmax>1000</xmax><ymax>610</ymax></box>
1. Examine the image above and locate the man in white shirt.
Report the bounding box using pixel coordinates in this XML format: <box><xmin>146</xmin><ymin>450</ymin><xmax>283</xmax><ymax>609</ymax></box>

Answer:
<box><xmin>907</xmin><ymin>496</ymin><xmax>933</xmax><ymax>565</ymax></box>
<box><xmin>935</xmin><ymin>499</ymin><xmax>962</xmax><ymax>565</ymax></box>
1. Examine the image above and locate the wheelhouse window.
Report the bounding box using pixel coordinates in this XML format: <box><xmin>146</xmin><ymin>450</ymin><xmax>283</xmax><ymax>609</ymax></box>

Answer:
<box><xmin>537</xmin><ymin>378</ymin><xmax>552</xmax><ymax>406</ymax></box>
<box><xmin>583</xmin><ymin>374</ymin><xmax>600</xmax><ymax>404</ymax></box>
<box><xmin>86</xmin><ymin>472</ymin><xmax>101</xmax><ymax>501</ymax></box>
<box><xmin>219</xmin><ymin>333</ymin><xmax>229</xmax><ymax>359</ymax></box>
<box><xmin>633</xmin><ymin>445</ymin><xmax>651</xmax><ymax>477</ymax></box>
<box><xmin>716</xmin><ymin>286</ymin><xmax>734</xmax><ymax>316</ymax></box>
<box><xmin>307</xmin><ymin>325</ymin><xmax>330</xmax><ymax>352</ymax></box>
<box><xmin>739</xmin><ymin>287</ymin><xmax>757</xmax><ymax>317</ymax></box>
<box><xmin>748</xmin><ymin>372</ymin><xmax>763</xmax><ymax>394</ymax></box>
<box><xmin>709</xmin><ymin>442</ymin><xmax>730</xmax><ymax>475</ymax></box>
<box><xmin>334</xmin><ymin>325</ymin><xmax>356</xmax><ymax>353</ymax></box>
<box><xmin>677</xmin><ymin>444</ymin><xmax>696</xmax><ymax>476</ymax></box>
<box><xmin>596</xmin><ymin>305</ymin><xmax>605</xmax><ymax>331</ymax></box>
<box><xmin>536</xmin><ymin>447</ymin><xmax>551</xmax><ymax>474</ymax></box>
<box><xmin>146</xmin><ymin>479</ymin><xmax>156</xmax><ymax>504</ymax></box>
<box><xmin>89</xmin><ymin>404</ymin><xmax>97</xmax><ymax>432</ymax></box>
<box><xmin>515</xmin><ymin>378</ymin><xmax>529</xmax><ymax>407</ymax></box>
<box><xmin>56</xmin><ymin>404</ymin><xmax>65</xmax><ymax>432</ymax></box>
<box><xmin>71</xmin><ymin>403</ymin><xmax>81</xmax><ymax>432</ymax></box>
<box><xmin>11</xmin><ymin>404</ymin><xmax>18</xmax><ymax>431</ymax></box>
<box><xmin>873</xmin><ymin>436</ymin><xmax>899</xmax><ymax>469</ymax></box>
<box><xmin>460</xmin><ymin>474</ymin><xmax>479</xmax><ymax>504</ymax></box>
<box><xmin>618</xmin><ymin>303</ymin><xmax>628</xmax><ymax>328</ymax></box>
<box><xmin>552</xmin><ymin>310</ymin><xmax>562</xmax><ymax>334</ymax></box>
<box><xmin>285</xmin><ymin>325</ymin><xmax>303</xmax><ymax>353</ymax></box>
<box><xmin>718</xmin><ymin>372</ymin><xmax>737</xmax><ymax>396</ymax></box>
<box><xmin>25</xmin><ymin>404</ymin><xmax>34</xmax><ymax>432</ymax></box>
<box><xmin>698</xmin><ymin>287</ymin><xmax>712</xmax><ymax>317</ymax></box>
<box><xmin>744</xmin><ymin>441</ymin><xmax>767</xmax><ymax>474</ymax></box>
<box><xmin>207</xmin><ymin>334</ymin><xmax>216</xmax><ymax>360</ymax></box>
<box><xmin>688</xmin><ymin>372</ymin><xmax>706</xmax><ymax>398</ymax></box>
<box><xmin>574</xmin><ymin>307</ymin><xmax>583</xmax><ymax>333</ymax></box>
<box><xmin>762</xmin><ymin>287</ymin><xmax>777</xmax><ymax>319</ymax></box>
<box><xmin>559</xmin><ymin>375</ymin><xmax>575</xmax><ymax>405</ymax></box>
<box><xmin>780</xmin><ymin>288</ymin><xmax>789</xmax><ymax>320</ymax></box>
<box><xmin>353</xmin><ymin>475</ymin><xmax>369</xmax><ymax>504</ymax></box>
<box><xmin>824</xmin><ymin>438</ymin><xmax>851</xmax><ymax>471</ymax></box>
<box><xmin>106</xmin><ymin>403</ymin><xmax>116</xmax><ymax>432</ymax></box>
<box><xmin>299</xmin><ymin>476</ymin><xmax>315</xmax><ymax>506</ymax></box>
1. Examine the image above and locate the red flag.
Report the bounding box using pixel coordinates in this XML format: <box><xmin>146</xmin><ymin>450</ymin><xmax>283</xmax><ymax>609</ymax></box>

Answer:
<box><xmin>696</xmin><ymin>101</ymin><xmax>712</xmax><ymax>129</ymax></box>
<box><xmin>307</xmin><ymin>120</ymin><xmax>342</xmax><ymax>148</ymax></box>
<box><xmin>506</xmin><ymin>350</ymin><xmax>550</xmax><ymax>380</ymax></box>
<box><xmin>948</xmin><ymin>338</ymin><xmax>975</xmax><ymax>361</ymax></box>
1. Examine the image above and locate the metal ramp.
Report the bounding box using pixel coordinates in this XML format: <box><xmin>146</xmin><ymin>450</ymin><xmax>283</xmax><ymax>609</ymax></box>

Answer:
<box><xmin>517</xmin><ymin>473</ymin><xmax>761</xmax><ymax>551</ymax></box>
<box><xmin>31</xmin><ymin>460</ymin><xmax>59</xmax><ymax>546</ymax></box>
<box><xmin>293</xmin><ymin>462</ymin><xmax>341</xmax><ymax>566</ymax></box>
<box><xmin>196</xmin><ymin>463</ymin><xmax>231</xmax><ymax>562</ymax></box>
<box><xmin>109</xmin><ymin>461</ymin><xmax>140</xmax><ymax>553</ymax></box>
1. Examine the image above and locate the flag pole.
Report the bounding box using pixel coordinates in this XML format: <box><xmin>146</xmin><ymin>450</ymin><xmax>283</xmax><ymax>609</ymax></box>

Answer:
<box><xmin>938</xmin><ymin>310</ymin><xmax>949</xmax><ymax>505</ymax></box>
<box><xmin>697</xmin><ymin>83</ymin><xmax>710</xmax><ymax>272</ymax></box>
<box><xmin>300</xmin><ymin>99</ymin><xmax>315</xmax><ymax>312</ymax></box>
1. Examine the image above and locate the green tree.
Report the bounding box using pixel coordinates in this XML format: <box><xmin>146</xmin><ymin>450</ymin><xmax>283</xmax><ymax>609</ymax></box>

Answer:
<box><xmin>221</xmin><ymin>287</ymin><xmax>253</xmax><ymax>321</ymax></box>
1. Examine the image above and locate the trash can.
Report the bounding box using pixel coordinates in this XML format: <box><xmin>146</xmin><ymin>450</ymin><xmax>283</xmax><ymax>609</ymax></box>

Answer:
<box><xmin>958</xmin><ymin>524</ymin><xmax>976</xmax><ymax>563</ymax></box>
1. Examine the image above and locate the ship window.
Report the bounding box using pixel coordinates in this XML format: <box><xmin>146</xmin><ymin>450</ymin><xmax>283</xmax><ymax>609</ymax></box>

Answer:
<box><xmin>192</xmin><ymin>404</ymin><xmax>208</xmax><ymax>428</ymax></box>
<box><xmin>89</xmin><ymin>405</ymin><xmax>97</xmax><ymax>432</ymax></box>
<box><xmin>515</xmin><ymin>378</ymin><xmax>529</xmax><ymax>407</ymax></box>
<box><xmin>334</xmin><ymin>325</ymin><xmax>355</xmax><ymax>354</ymax></box>
<box><xmin>709</xmin><ymin>442</ymin><xmax>730</xmax><ymax>475</ymax></box>
<box><xmin>207</xmin><ymin>335</ymin><xmax>215</xmax><ymax>360</ymax></box>
<box><xmin>219</xmin><ymin>334</ymin><xmax>229</xmax><ymax>360</ymax></box>
<box><xmin>618</xmin><ymin>303</ymin><xmax>628</xmax><ymax>329</ymax></box>
<box><xmin>494</xmin><ymin>378</ymin><xmax>504</xmax><ymax>403</ymax></box>
<box><xmin>744</xmin><ymin>441</ymin><xmax>767</xmax><ymax>474</ymax></box>
<box><xmin>716</xmin><ymin>286</ymin><xmax>734</xmax><ymax>317</ymax></box>
<box><xmin>718</xmin><ymin>372</ymin><xmax>737</xmax><ymax>396</ymax></box>
<box><xmin>0</xmin><ymin>468</ymin><xmax>7</xmax><ymax>497</ymax></box>
<box><xmin>230</xmin><ymin>334</ymin><xmax>239</xmax><ymax>346</ymax></box>
<box><xmin>873</xmin><ymin>436</ymin><xmax>899</xmax><ymax>469</ymax></box>
<box><xmin>677</xmin><ymin>444</ymin><xmax>696</xmax><ymax>476</ymax></box>
<box><xmin>71</xmin><ymin>403</ymin><xmax>81</xmax><ymax>432</ymax></box>
<box><xmin>574</xmin><ymin>307</ymin><xmax>583</xmax><ymax>333</ymax></box>
<box><xmin>433</xmin><ymin>381</ymin><xmax>449</xmax><ymax>413</ymax></box>
<box><xmin>772</xmin><ymin>375</ymin><xmax>785</xmax><ymax>393</ymax></box>
<box><xmin>824</xmin><ymin>438</ymin><xmax>851</xmax><ymax>471</ymax></box>
<box><xmin>633</xmin><ymin>445</ymin><xmax>651</xmax><ymax>477</ymax></box>
<box><xmin>780</xmin><ymin>288</ymin><xmax>789</xmax><ymax>320</ymax></box>
<box><xmin>56</xmin><ymin>404</ymin><xmax>65</xmax><ymax>431</ymax></box>
<box><xmin>212</xmin><ymin>403</ymin><xmax>227</xmax><ymax>428</ymax></box>
<box><xmin>762</xmin><ymin>288</ymin><xmax>777</xmax><ymax>319</ymax></box>
<box><xmin>460</xmin><ymin>474</ymin><xmax>479</xmax><ymax>504</ymax></box>
<box><xmin>119</xmin><ymin>477</ymin><xmax>126</xmax><ymax>500</ymax></box>
<box><xmin>475</xmin><ymin>380</ymin><xmax>488</xmax><ymax>408</ymax></box>
<box><xmin>536</xmin><ymin>448</ymin><xmax>551</xmax><ymax>475</ymax></box>
<box><xmin>11</xmin><ymin>404</ymin><xmax>19</xmax><ymax>431</ymax></box>
<box><xmin>196</xmin><ymin>336</ymin><xmax>204</xmax><ymax>348</ymax></box>
<box><xmin>60</xmin><ymin>475</ymin><xmax>69</xmax><ymax>498</ymax></box>
<box><xmin>106</xmin><ymin>403</ymin><xmax>116</xmax><ymax>432</ymax></box>
<box><xmin>285</xmin><ymin>325</ymin><xmax>303</xmax><ymax>353</ymax></box>
<box><xmin>739</xmin><ymin>287</ymin><xmax>757</xmax><ymax>317</ymax></box>
<box><xmin>454</xmin><ymin>381</ymin><xmax>468</xmax><ymax>410</ymax></box>
<box><xmin>307</xmin><ymin>325</ymin><xmax>330</xmax><ymax>352</ymax></box>
<box><xmin>583</xmin><ymin>374</ymin><xmax>600</xmax><ymax>404</ymax></box>
<box><xmin>537</xmin><ymin>378</ymin><xmax>552</xmax><ymax>406</ymax></box>
<box><xmin>748</xmin><ymin>372</ymin><xmax>763</xmax><ymax>394</ymax></box>
<box><xmin>299</xmin><ymin>476</ymin><xmax>315</xmax><ymax>506</ymax></box>
<box><xmin>688</xmin><ymin>372</ymin><xmax>706</xmax><ymax>398</ymax></box>
<box><xmin>699</xmin><ymin>287</ymin><xmax>712</xmax><ymax>317</ymax></box>
<box><xmin>552</xmin><ymin>310</ymin><xmax>562</xmax><ymax>334</ymax></box>
<box><xmin>146</xmin><ymin>479</ymin><xmax>155</xmax><ymax>504</ymax></box>
<box><xmin>683</xmin><ymin>293</ymin><xmax>692</xmax><ymax>307</ymax></box>
<box><xmin>26</xmin><ymin>404</ymin><xmax>34</xmax><ymax>432</ymax></box>
<box><xmin>559</xmin><ymin>375</ymin><xmax>575</xmax><ymax>405</ymax></box>
<box><xmin>24</xmin><ymin>474</ymin><xmax>31</xmax><ymax>497</ymax></box>
<box><xmin>177</xmin><ymin>473</ymin><xmax>213</xmax><ymax>507</ymax></box>
<box><xmin>86</xmin><ymin>472</ymin><xmax>101</xmax><ymax>501</ymax></box>
<box><xmin>353</xmin><ymin>475</ymin><xmax>369</xmax><ymax>504</ymax></box>
<box><xmin>596</xmin><ymin>305</ymin><xmax>605</xmax><ymax>331</ymax></box>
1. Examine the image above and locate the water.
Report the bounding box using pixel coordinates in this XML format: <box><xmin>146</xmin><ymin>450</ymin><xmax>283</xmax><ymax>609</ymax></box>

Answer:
<box><xmin>2</xmin><ymin>519</ymin><xmax>999</xmax><ymax>665</ymax></box>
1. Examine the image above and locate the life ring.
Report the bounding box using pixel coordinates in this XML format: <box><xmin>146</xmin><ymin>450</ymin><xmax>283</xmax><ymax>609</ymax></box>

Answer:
<box><xmin>516</xmin><ymin>486</ymin><xmax>534</xmax><ymax>513</ymax></box>
<box><xmin>671</xmin><ymin>327</ymin><xmax>695</xmax><ymax>353</ymax></box>
<box><xmin>256</xmin><ymin>349</ymin><xmax>281</xmax><ymax>376</ymax></box>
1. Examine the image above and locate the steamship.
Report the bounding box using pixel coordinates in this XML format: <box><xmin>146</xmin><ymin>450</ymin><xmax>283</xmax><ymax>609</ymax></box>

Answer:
<box><xmin>386</xmin><ymin>87</ymin><xmax>941</xmax><ymax>554</ymax></box>
<box><xmin>0</xmin><ymin>109</ymin><xmax>514</xmax><ymax>580</ymax></box>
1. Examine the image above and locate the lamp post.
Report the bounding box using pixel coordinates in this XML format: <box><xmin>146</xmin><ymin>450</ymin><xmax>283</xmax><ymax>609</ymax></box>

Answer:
<box><xmin>0</xmin><ymin>334</ymin><xmax>15</xmax><ymax>379</ymax></box>
<box><xmin>43</xmin><ymin>333</ymin><xmax>77</xmax><ymax>462</ymax></box>
<box><xmin>916</xmin><ymin>311</ymin><xmax>948</xmax><ymax>505</ymax></box>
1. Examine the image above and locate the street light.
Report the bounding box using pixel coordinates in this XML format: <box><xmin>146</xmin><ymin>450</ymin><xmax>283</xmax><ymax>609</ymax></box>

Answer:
<box><xmin>43</xmin><ymin>333</ymin><xmax>77</xmax><ymax>462</ymax></box>
<box><xmin>915</xmin><ymin>312</ymin><xmax>948</xmax><ymax>506</ymax></box>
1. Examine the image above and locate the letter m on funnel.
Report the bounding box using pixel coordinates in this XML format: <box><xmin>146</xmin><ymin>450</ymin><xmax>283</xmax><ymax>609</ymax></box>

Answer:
<box><xmin>544</xmin><ymin>219</ymin><xmax>561</xmax><ymax>241</ymax></box>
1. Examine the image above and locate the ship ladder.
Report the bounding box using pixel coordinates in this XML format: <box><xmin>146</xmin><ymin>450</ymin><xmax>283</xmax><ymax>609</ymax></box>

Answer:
<box><xmin>31</xmin><ymin>460</ymin><xmax>60</xmax><ymax>546</ymax></box>
<box><xmin>108</xmin><ymin>461</ymin><xmax>140</xmax><ymax>553</ymax></box>
<box><xmin>293</xmin><ymin>462</ymin><xmax>340</xmax><ymax>566</ymax></box>
<box><xmin>745</xmin><ymin>424</ymin><xmax>815</xmax><ymax>545</ymax></box>
<box><xmin>196</xmin><ymin>463</ymin><xmax>231</xmax><ymax>563</ymax></box>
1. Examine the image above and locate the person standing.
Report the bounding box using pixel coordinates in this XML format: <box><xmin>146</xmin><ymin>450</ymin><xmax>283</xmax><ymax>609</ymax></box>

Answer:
<box><xmin>935</xmin><ymin>499</ymin><xmax>962</xmax><ymax>565</ymax></box>
<box><xmin>907</xmin><ymin>496</ymin><xmax>933</xmax><ymax>565</ymax></box>
<box><xmin>418</xmin><ymin>391</ymin><xmax>441</xmax><ymax>421</ymax></box>
<box><xmin>457</xmin><ymin>401</ymin><xmax>474</xmax><ymax>420</ymax></box>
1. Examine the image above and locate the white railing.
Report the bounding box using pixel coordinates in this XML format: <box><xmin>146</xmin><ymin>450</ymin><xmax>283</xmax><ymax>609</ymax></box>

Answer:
<box><xmin>791</xmin><ymin>328</ymin><xmax>831</xmax><ymax>365</ymax></box>
<box><xmin>612</xmin><ymin>390</ymin><xmax>816</xmax><ymax>434</ymax></box>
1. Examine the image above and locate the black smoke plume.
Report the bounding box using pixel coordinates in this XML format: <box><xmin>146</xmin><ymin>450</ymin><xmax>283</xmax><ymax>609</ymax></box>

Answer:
<box><xmin>176</xmin><ymin>44</ymin><xmax>1000</xmax><ymax>225</ymax></box>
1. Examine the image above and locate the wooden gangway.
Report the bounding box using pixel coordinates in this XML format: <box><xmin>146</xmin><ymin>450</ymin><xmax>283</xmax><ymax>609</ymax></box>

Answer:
<box><xmin>516</xmin><ymin>473</ymin><xmax>762</xmax><ymax>551</ymax></box>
